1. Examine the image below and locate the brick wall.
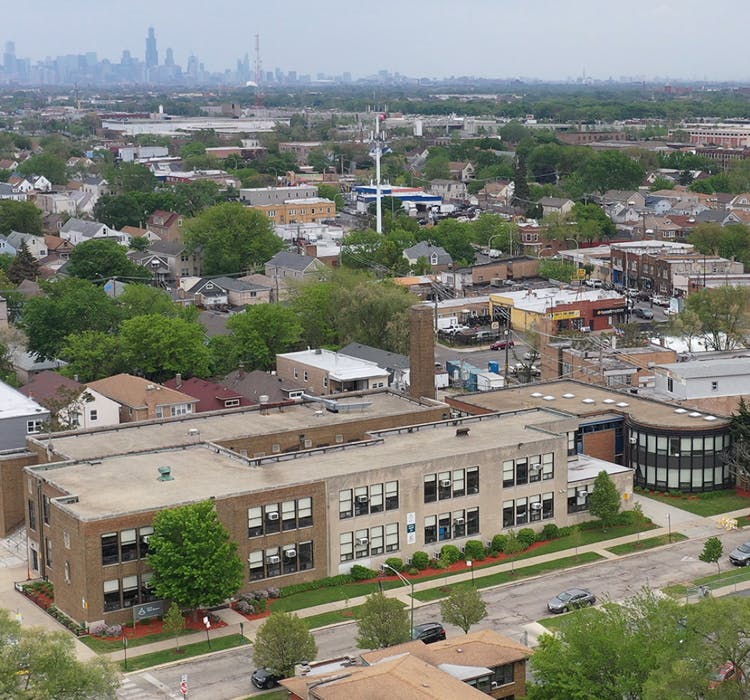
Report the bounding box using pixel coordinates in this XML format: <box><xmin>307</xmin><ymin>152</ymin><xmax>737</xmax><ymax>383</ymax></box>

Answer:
<box><xmin>0</xmin><ymin>452</ymin><xmax>39</xmax><ymax>536</ymax></box>
<box><xmin>582</xmin><ymin>429</ymin><xmax>616</xmax><ymax>462</ymax></box>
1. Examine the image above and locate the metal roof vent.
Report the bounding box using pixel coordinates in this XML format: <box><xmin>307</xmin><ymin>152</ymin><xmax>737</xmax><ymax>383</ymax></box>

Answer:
<box><xmin>157</xmin><ymin>466</ymin><xmax>174</xmax><ymax>482</ymax></box>
<box><xmin>456</xmin><ymin>427</ymin><xmax>470</xmax><ymax>438</ymax></box>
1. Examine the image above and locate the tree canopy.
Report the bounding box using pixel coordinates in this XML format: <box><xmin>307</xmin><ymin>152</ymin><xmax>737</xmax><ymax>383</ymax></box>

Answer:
<box><xmin>588</xmin><ymin>470</ymin><xmax>621</xmax><ymax>529</ymax></box>
<box><xmin>253</xmin><ymin>612</ymin><xmax>318</xmax><ymax>679</ymax></box>
<box><xmin>66</xmin><ymin>239</ymin><xmax>150</xmax><ymax>282</ymax></box>
<box><xmin>440</xmin><ymin>585</ymin><xmax>488</xmax><ymax>634</ymax></box>
<box><xmin>184</xmin><ymin>202</ymin><xmax>284</xmax><ymax>275</ymax></box>
<box><xmin>683</xmin><ymin>286</ymin><xmax>750</xmax><ymax>351</ymax></box>
<box><xmin>356</xmin><ymin>592</ymin><xmax>411</xmax><ymax>649</ymax></box>
<box><xmin>0</xmin><ymin>200</ymin><xmax>42</xmax><ymax>236</ymax></box>
<box><xmin>148</xmin><ymin>500</ymin><xmax>244</xmax><ymax>614</ymax></box>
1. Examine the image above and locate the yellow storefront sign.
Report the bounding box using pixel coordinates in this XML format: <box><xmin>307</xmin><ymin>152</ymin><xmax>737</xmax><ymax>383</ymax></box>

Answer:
<box><xmin>548</xmin><ymin>310</ymin><xmax>581</xmax><ymax>320</ymax></box>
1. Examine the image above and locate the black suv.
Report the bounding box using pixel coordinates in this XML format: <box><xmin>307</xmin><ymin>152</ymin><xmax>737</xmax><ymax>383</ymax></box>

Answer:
<box><xmin>251</xmin><ymin>668</ymin><xmax>281</xmax><ymax>690</ymax></box>
<box><xmin>412</xmin><ymin>622</ymin><xmax>446</xmax><ymax>644</ymax></box>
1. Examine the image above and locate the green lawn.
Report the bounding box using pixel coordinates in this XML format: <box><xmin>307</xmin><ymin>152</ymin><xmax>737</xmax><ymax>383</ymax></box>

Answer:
<box><xmin>413</xmin><ymin>552</ymin><xmax>604</xmax><ymax>602</ymax></box>
<box><xmin>663</xmin><ymin>566</ymin><xmax>750</xmax><ymax>598</ymax></box>
<box><xmin>605</xmin><ymin>533</ymin><xmax>687</xmax><ymax>555</ymax></box>
<box><xmin>271</xmin><ymin>580</ymin><xmax>403</xmax><ymax>613</ymax></box>
<box><xmin>81</xmin><ymin>628</ymin><xmax>201</xmax><ymax>653</ymax></box>
<box><xmin>302</xmin><ymin>607</ymin><xmax>361</xmax><ymax>630</ymax></box>
<box><xmin>119</xmin><ymin>633</ymin><xmax>246</xmax><ymax>672</ymax></box>
<box><xmin>636</xmin><ymin>489</ymin><xmax>750</xmax><ymax>517</ymax></box>
<box><xmin>240</xmin><ymin>692</ymin><xmax>288</xmax><ymax>700</ymax></box>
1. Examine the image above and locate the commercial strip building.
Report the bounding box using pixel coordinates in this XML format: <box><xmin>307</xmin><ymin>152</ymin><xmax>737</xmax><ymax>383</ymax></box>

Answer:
<box><xmin>23</xmin><ymin>399</ymin><xmax>632</xmax><ymax>626</ymax></box>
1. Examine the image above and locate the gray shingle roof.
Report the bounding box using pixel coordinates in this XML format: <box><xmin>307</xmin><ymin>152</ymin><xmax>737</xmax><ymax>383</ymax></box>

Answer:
<box><xmin>339</xmin><ymin>342</ymin><xmax>410</xmax><ymax>371</ymax></box>
<box><xmin>403</xmin><ymin>241</ymin><xmax>452</xmax><ymax>265</ymax></box>
<box><xmin>266</xmin><ymin>251</ymin><xmax>321</xmax><ymax>272</ymax></box>
<box><xmin>212</xmin><ymin>276</ymin><xmax>268</xmax><ymax>292</ymax></box>
<box><xmin>60</xmin><ymin>218</ymin><xmax>107</xmax><ymax>237</ymax></box>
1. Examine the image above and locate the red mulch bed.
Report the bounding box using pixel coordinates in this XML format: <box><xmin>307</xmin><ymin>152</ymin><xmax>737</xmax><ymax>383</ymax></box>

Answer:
<box><xmin>93</xmin><ymin>612</ymin><xmax>227</xmax><ymax>642</ymax></box>
<box><xmin>230</xmin><ymin>604</ymin><xmax>275</xmax><ymax>623</ymax></box>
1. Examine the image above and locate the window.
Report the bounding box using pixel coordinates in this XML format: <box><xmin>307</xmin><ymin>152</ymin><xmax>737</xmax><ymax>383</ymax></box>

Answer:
<box><xmin>282</xmin><ymin>545</ymin><xmax>298</xmax><ymax>574</ymax></box>
<box><xmin>453</xmin><ymin>510</ymin><xmax>466</xmax><ymax>539</ymax></box>
<box><xmin>120</xmin><ymin>529</ymin><xmax>137</xmax><ymax>562</ymax></box>
<box><xmin>103</xmin><ymin>580</ymin><xmax>120</xmax><ymax>612</ymax></box>
<box><xmin>42</xmin><ymin>495</ymin><xmax>50</xmax><ymax>525</ymax></box>
<box><xmin>466</xmin><ymin>507</ymin><xmax>480</xmax><ymax>535</ymax></box>
<box><xmin>45</xmin><ymin>538</ymin><xmax>53</xmax><ymax>568</ymax></box>
<box><xmin>101</xmin><ymin>533</ymin><xmax>118</xmax><ymax>565</ymax></box>
<box><xmin>516</xmin><ymin>458</ymin><xmax>528</xmax><ymax>485</ymax></box>
<box><xmin>155</xmin><ymin>407</ymin><xmax>164</xmax><ymax>419</ymax></box>
<box><xmin>89</xmin><ymin>409</ymin><xmax>98</xmax><ymax>422</ymax></box>
<box><xmin>424</xmin><ymin>474</ymin><xmax>437</xmax><ymax>503</ymax></box>
<box><xmin>452</xmin><ymin>469</ymin><xmax>465</xmax><ymax>498</ymax></box>
<box><xmin>339</xmin><ymin>490</ymin><xmax>353</xmax><ymax>519</ymax></box>
<box><xmin>385</xmin><ymin>481</ymin><xmax>399</xmax><ymax>510</ymax></box>
<box><xmin>303</xmin><ymin>371</ymin><xmax>309</xmax><ymax>382</ymax></box>
<box><xmin>542</xmin><ymin>492</ymin><xmax>554</xmax><ymax>520</ymax></box>
<box><xmin>370</xmin><ymin>484</ymin><xmax>383</xmax><ymax>513</ymax></box>
<box><xmin>467</xmin><ymin>467</ymin><xmax>479</xmax><ymax>494</ymax></box>
<box><xmin>667</xmin><ymin>377</ymin><xmax>674</xmax><ymax>393</ymax></box>
<box><xmin>64</xmin><ymin>561</ymin><xmax>71</xmax><ymax>584</ymax></box>
<box><xmin>340</xmin><ymin>532</ymin><xmax>354</xmax><ymax>562</ymax></box>
<box><xmin>385</xmin><ymin>522</ymin><xmax>399</xmax><ymax>552</ymax></box>
<box><xmin>370</xmin><ymin>526</ymin><xmax>384</xmax><ymax>555</ymax></box>
<box><xmin>224</xmin><ymin>399</ymin><xmax>240</xmax><ymax>408</ymax></box>
<box><xmin>63</xmin><ymin>530</ymin><xmax>70</xmax><ymax>549</ymax></box>
<box><xmin>139</xmin><ymin>526</ymin><xmax>153</xmax><ymax>557</ymax></box>
<box><xmin>299</xmin><ymin>541</ymin><xmax>314</xmax><ymax>571</ymax></box>
<box><xmin>355</xmin><ymin>529</ymin><xmax>369</xmax><ymax>558</ymax></box>
<box><xmin>502</xmin><ymin>460</ymin><xmax>514</xmax><ymax>488</ymax></box>
<box><xmin>711</xmin><ymin>381</ymin><xmax>718</xmax><ymax>391</ymax></box>
<box><xmin>122</xmin><ymin>575</ymin><xmax>139</xmax><ymax>608</ymax></box>
<box><xmin>282</xmin><ymin>500</ymin><xmax>296</xmax><ymax>531</ymax></box>
<box><xmin>249</xmin><ymin>551</ymin><xmax>264</xmax><ymax>580</ymax></box>
<box><xmin>266</xmin><ymin>547</ymin><xmax>281</xmax><ymax>577</ymax></box>
<box><xmin>298</xmin><ymin>497</ymin><xmax>313</xmax><ymax>528</ymax></box>
<box><xmin>542</xmin><ymin>453</ymin><xmax>554</xmax><ymax>480</ymax></box>
<box><xmin>529</xmin><ymin>456</ymin><xmax>542</xmax><ymax>483</ymax></box>
<box><xmin>248</xmin><ymin>507</ymin><xmax>263</xmax><ymax>537</ymax></box>
<box><xmin>172</xmin><ymin>403</ymin><xmax>192</xmax><ymax>416</ymax></box>
<box><xmin>438</xmin><ymin>471</ymin><xmax>452</xmax><ymax>500</ymax></box>
<box><xmin>568</xmin><ymin>486</ymin><xmax>590</xmax><ymax>513</ymax></box>
<box><xmin>438</xmin><ymin>512</ymin><xmax>451</xmax><ymax>541</ymax></box>
<box><xmin>354</xmin><ymin>487</ymin><xmax>369</xmax><ymax>516</ymax></box>
<box><xmin>515</xmin><ymin>497</ymin><xmax>528</xmax><ymax>525</ymax></box>
<box><xmin>424</xmin><ymin>515</ymin><xmax>437</xmax><ymax>544</ymax></box>
<box><xmin>293</xmin><ymin>368</ymin><xmax>299</xmax><ymax>379</ymax></box>
<box><xmin>27</xmin><ymin>420</ymin><xmax>43</xmax><ymax>434</ymax></box>
<box><xmin>492</xmin><ymin>663</ymin><xmax>515</xmax><ymax>686</ymax></box>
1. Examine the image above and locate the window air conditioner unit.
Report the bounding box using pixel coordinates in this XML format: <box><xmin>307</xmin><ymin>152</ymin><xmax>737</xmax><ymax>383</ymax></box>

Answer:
<box><xmin>454</xmin><ymin>517</ymin><xmax>465</xmax><ymax>525</ymax></box>
<box><xmin>285</xmin><ymin>549</ymin><xmax>297</xmax><ymax>558</ymax></box>
<box><xmin>530</xmin><ymin>463</ymin><xmax>542</xmax><ymax>471</ymax></box>
<box><xmin>356</xmin><ymin>537</ymin><xmax>369</xmax><ymax>546</ymax></box>
<box><xmin>578</xmin><ymin>491</ymin><xmax>588</xmax><ymax>497</ymax></box>
<box><xmin>266</xmin><ymin>511</ymin><xmax>280</xmax><ymax>521</ymax></box>
<box><xmin>530</xmin><ymin>503</ymin><xmax>543</xmax><ymax>511</ymax></box>
<box><xmin>142</xmin><ymin>535</ymin><xmax>151</xmax><ymax>543</ymax></box>
<box><xmin>356</xmin><ymin>495</ymin><xmax>369</xmax><ymax>503</ymax></box>
<box><xmin>440</xmin><ymin>479</ymin><xmax>452</xmax><ymax>488</ymax></box>
<box><xmin>268</xmin><ymin>555</ymin><xmax>280</xmax><ymax>564</ymax></box>
<box><xmin>491</xmin><ymin>681</ymin><xmax>498</xmax><ymax>689</ymax></box>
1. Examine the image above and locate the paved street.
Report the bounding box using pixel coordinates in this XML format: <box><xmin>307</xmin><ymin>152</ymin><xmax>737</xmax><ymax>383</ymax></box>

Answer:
<box><xmin>117</xmin><ymin>517</ymin><xmax>750</xmax><ymax>700</ymax></box>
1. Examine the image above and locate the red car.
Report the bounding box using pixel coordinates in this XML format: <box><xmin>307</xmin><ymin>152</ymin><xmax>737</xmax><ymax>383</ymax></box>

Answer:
<box><xmin>490</xmin><ymin>339</ymin><xmax>514</xmax><ymax>350</ymax></box>
<box><xmin>709</xmin><ymin>662</ymin><xmax>742</xmax><ymax>689</ymax></box>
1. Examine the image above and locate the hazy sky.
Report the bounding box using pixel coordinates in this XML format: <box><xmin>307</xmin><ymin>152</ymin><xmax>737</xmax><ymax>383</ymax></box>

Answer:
<box><xmin>6</xmin><ymin>0</ymin><xmax>749</xmax><ymax>81</ymax></box>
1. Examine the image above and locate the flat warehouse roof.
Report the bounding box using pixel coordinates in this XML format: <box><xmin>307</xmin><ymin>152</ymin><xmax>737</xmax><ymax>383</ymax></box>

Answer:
<box><xmin>35</xmin><ymin>392</ymin><xmax>443</xmax><ymax>461</ymax></box>
<box><xmin>33</xmin><ymin>409</ymin><xmax>570</xmax><ymax>520</ymax></box>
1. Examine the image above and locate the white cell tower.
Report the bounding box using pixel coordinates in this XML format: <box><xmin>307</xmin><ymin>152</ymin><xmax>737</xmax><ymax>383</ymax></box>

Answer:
<box><xmin>369</xmin><ymin>110</ymin><xmax>390</xmax><ymax>234</ymax></box>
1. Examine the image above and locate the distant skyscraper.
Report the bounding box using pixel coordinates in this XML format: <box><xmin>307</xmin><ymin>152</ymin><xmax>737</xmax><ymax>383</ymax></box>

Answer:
<box><xmin>145</xmin><ymin>27</ymin><xmax>158</xmax><ymax>69</ymax></box>
<box><xmin>3</xmin><ymin>41</ymin><xmax>16</xmax><ymax>75</ymax></box>
<box><xmin>165</xmin><ymin>47</ymin><xmax>174</xmax><ymax>67</ymax></box>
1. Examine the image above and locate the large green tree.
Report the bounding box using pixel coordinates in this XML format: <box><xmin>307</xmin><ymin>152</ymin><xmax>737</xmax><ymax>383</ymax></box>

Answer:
<box><xmin>148</xmin><ymin>500</ymin><xmax>244</xmax><ymax>615</ymax></box>
<box><xmin>184</xmin><ymin>202</ymin><xmax>284</xmax><ymax>275</ymax></box>
<box><xmin>119</xmin><ymin>314</ymin><xmax>212</xmax><ymax>381</ymax></box>
<box><xmin>253</xmin><ymin>612</ymin><xmax>318</xmax><ymax>679</ymax></box>
<box><xmin>0</xmin><ymin>200</ymin><xmax>43</xmax><ymax>236</ymax></box>
<box><xmin>23</xmin><ymin>278</ymin><xmax>119</xmax><ymax>359</ymax></box>
<box><xmin>18</xmin><ymin>152</ymin><xmax>67</xmax><ymax>184</ymax></box>
<box><xmin>226</xmin><ymin>304</ymin><xmax>303</xmax><ymax>370</ymax></box>
<box><xmin>588</xmin><ymin>470</ymin><xmax>621</xmax><ymax>530</ymax></box>
<box><xmin>578</xmin><ymin>150</ymin><xmax>646</xmax><ymax>194</ymax></box>
<box><xmin>356</xmin><ymin>592</ymin><xmax>411</xmax><ymax>649</ymax></box>
<box><xmin>0</xmin><ymin>608</ymin><xmax>118</xmax><ymax>699</ymax></box>
<box><xmin>116</xmin><ymin>284</ymin><xmax>178</xmax><ymax>320</ymax></box>
<box><xmin>440</xmin><ymin>585</ymin><xmax>488</xmax><ymax>634</ymax></box>
<box><xmin>60</xmin><ymin>331</ymin><xmax>125</xmax><ymax>382</ymax></box>
<box><xmin>8</xmin><ymin>241</ymin><xmax>39</xmax><ymax>283</ymax></box>
<box><xmin>684</xmin><ymin>286</ymin><xmax>750</xmax><ymax>351</ymax></box>
<box><xmin>104</xmin><ymin>162</ymin><xmax>158</xmax><ymax>194</ymax></box>
<box><xmin>66</xmin><ymin>239</ymin><xmax>150</xmax><ymax>282</ymax></box>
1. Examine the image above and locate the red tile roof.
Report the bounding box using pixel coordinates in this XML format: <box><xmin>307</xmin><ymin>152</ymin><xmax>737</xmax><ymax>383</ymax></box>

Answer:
<box><xmin>162</xmin><ymin>376</ymin><xmax>254</xmax><ymax>412</ymax></box>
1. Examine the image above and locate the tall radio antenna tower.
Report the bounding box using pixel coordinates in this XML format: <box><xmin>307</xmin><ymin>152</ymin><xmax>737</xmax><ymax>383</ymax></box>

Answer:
<box><xmin>254</xmin><ymin>34</ymin><xmax>264</xmax><ymax>107</ymax></box>
<box><xmin>369</xmin><ymin>108</ymin><xmax>390</xmax><ymax>234</ymax></box>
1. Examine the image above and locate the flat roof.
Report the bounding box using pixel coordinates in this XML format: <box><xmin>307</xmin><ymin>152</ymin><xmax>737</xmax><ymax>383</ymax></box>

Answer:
<box><xmin>449</xmin><ymin>380</ymin><xmax>731</xmax><ymax>429</ymax></box>
<box><xmin>657</xmin><ymin>358</ymin><xmax>750</xmax><ymax>379</ymax></box>
<box><xmin>277</xmin><ymin>349</ymin><xmax>390</xmax><ymax>381</ymax></box>
<box><xmin>490</xmin><ymin>288</ymin><xmax>624</xmax><ymax>313</ymax></box>
<box><xmin>0</xmin><ymin>381</ymin><xmax>48</xmax><ymax>420</ymax></box>
<box><xmin>33</xmin><ymin>409</ymin><xmax>570</xmax><ymax>520</ymax></box>
<box><xmin>36</xmin><ymin>391</ymin><xmax>439</xmax><ymax>461</ymax></box>
<box><xmin>567</xmin><ymin>454</ymin><xmax>632</xmax><ymax>483</ymax></box>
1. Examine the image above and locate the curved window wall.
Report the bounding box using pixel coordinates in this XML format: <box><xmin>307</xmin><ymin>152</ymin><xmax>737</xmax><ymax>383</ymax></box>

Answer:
<box><xmin>628</xmin><ymin>424</ymin><xmax>731</xmax><ymax>492</ymax></box>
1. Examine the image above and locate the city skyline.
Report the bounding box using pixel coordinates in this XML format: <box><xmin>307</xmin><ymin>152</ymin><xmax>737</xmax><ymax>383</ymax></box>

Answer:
<box><xmin>5</xmin><ymin>0</ymin><xmax>750</xmax><ymax>83</ymax></box>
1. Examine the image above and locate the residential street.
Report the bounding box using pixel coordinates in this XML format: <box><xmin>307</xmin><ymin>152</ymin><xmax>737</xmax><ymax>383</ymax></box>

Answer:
<box><xmin>118</xmin><ymin>525</ymin><xmax>750</xmax><ymax>700</ymax></box>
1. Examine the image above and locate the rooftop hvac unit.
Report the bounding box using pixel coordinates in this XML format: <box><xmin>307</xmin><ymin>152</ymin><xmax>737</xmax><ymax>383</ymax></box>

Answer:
<box><xmin>267</xmin><ymin>555</ymin><xmax>280</xmax><ymax>564</ymax></box>
<box><xmin>285</xmin><ymin>549</ymin><xmax>297</xmax><ymax>558</ymax></box>
<box><xmin>266</xmin><ymin>511</ymin><xmax>279</xmax><ymax>521</ymax></box>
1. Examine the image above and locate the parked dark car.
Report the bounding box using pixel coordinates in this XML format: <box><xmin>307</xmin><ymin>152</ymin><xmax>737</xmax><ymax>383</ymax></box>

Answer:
<box><xmin>490</xmin><ymin>339</ymin><xmax>515</xmax><ymax>350</ymax></box>
<box><xmin>547</xmin><ymin>587</ymin><xmax>596</xmax><ymax>613</ymax></box>
<box><xmin>252</xmin><ymin>668</ymin><xmax>281</xmax><ymax>689</ymax></box>
<box><xmin>634</xmin><ymin>307</ymin><xmax>654</xmax><ymax>320</ymax></box>
<box><xmin>412</xmin><ymin>622</ymin><xmax>446</xmax><ymax>644</ymax></box>
<box><xmin>729</xmin><ymin>542</ymin><xmax>750</xmax><ymax>566</ymax></box>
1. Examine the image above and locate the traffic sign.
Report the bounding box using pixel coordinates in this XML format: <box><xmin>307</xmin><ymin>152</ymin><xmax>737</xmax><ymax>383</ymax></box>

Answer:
<box><xmin>180</xmin><ymin>681</ymin><xmax>188</xmax><ymax>696</ymax></box>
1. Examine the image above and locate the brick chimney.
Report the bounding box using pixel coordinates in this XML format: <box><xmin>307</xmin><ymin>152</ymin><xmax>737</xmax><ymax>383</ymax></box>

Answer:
<box><xmin>409</xmin><ymin>304</ymin><xmax>436</xmax><ymax>401</ymax></box>
<box><xmin>175</xmin><ymin>373</ymin><xmax>182</xmax><ymax>389</ymax></box>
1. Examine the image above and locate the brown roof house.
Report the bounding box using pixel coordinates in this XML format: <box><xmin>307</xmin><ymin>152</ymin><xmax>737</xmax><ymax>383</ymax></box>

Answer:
<box><xmin>163</xmin><ymin>374</ymin><xmax>254</xmax><ymax>412</ymax></box>
<box><xmin>146</xmin><ymin>210</ymin><xmax>185</xmax><ymax>243</ymax></box>
<box><xmin>86</xmin><ymin>374</ymin><xmax>198</xmax><ymax>423</ymax></box>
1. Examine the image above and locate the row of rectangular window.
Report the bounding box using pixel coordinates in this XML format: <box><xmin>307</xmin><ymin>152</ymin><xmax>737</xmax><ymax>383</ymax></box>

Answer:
<box><xmin>340</xmin><ymin>482</ymin><xmax>398</xmax><ymax>519</ymax></box>
<box><xmin>424</xmin><ymin>467</ymin><xmax>479</xmax><ymax>503</ymax></box>
<box><xmin>503</xmin><ymin>492</ymin><xmax>555</xmax><ymax>527</ymax></box>
<box><xmin>249</xmin><ymin>541</ymin><xmax>314</xmax><ymax>580</ymax></box>
<box><xmin>567</xmin><ymin>487</ymin><xmax>590</xmax><ymax>515</ymax></box>
<box><xmin>633</xmin><ymin>432</ymin><xmax>727</xmax><ymax>456</ymax></box>
<box><xmin>101</xmin><ymin>527</ymin><xmax>154</xmax><ymax>566</ymax></box>
<box><xmin>424</xmin><ymin>508</ymin><xmax>480</xmax><ymax>544</ymax></box>
<box><xmin>248</xmin><ymin>498</ymin><xmax>313</xmax><ymax>537</ymax></box>
<box><xmin>502</xmin><ymin>454</ymin><xmax>554</xmax><ymax>488</ymax></box>
<box><xmin>104</xmin><ymin>573</ymin><xmax>157</xmax><ymax>612</ymax></box>
<box><xmin>340</xmin><ymin>523</ymin><xmax>399</xmax><ymax>562</ymax></box>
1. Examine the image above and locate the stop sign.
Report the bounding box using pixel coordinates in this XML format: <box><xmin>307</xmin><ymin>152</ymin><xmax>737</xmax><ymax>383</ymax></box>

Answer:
<box><xmin>180</xmin><ymin>680</ymin><xmax>188</xmax><ymax>695</ymax></box>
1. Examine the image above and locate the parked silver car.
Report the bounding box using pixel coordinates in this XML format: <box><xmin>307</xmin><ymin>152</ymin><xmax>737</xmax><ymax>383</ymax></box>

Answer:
<box><xmin>547</xmin><ymin>587</ymin><xmax>596</xmax><ymax>613</ymax></box>
<box><xmin>729</xmin><ymin>542</ymin><xmax>750</xmax><ymax>566</ymax></box>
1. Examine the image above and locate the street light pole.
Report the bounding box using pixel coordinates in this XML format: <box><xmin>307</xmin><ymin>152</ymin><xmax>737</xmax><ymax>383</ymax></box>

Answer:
<box><xmin>382</xmin><ymin>563</ymin><xmax>414</xmax><ymax>633</ymax></box>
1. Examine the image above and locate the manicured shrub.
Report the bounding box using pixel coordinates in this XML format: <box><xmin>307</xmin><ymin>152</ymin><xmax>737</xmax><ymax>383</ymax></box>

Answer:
<box><xmin>541</xmin><ymin>523</ymin><xmax>560</xmax><ymax>541</ymax></box>
<box><xmin>557</xmin><ymin>526</ymin><xmax>573</xmax><ymax>537</ymax></box>
<box><xmin>440</xmin><ymin>544</ymin><xmax>462</xmax><ymax>565</ymax></box>
<box><xmin>517</xmin><ymin>528</ymin><xmax>537</xmax><ymax>549</ymax></box>
<box><xmin>463</xmin><ymin>539</ymin><xmax>486</xmax><ymax>561</ymax></box>
<box><xmin>350</xmin><ymin>564</ymin><xmax>378</xmax><ymax>581</ymax></box>
<box><xmin>407</xmin><ymin>567</ymin><xmax>419</xmax><ymax>576</ymax></box>
<box><xmin>280</xmin><ymin>574</ymin><xmax>355</xmax><ymax>597</ymax></box>
<box><xmin>384</xmin><ymin>557</ymin><xmax>404</xmax><ymax>573</ymax></box>
<box><xmin>490</xmin><ymin>534</ymin><xmax>509</xmax><ymax>555</ymax></box>
<box><xmin>411</xmin><ymin>551</ymin><xmax>430</xmax><ymax>570</ymax></box>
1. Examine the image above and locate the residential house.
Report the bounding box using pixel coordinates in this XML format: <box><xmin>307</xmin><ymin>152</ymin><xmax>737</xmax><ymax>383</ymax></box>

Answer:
<box><xmin>44</xmin><ymin>236</ymin><xmax>75</xmax><ymax>261</ymax></box>
<box><xmin>539</xmin><ymin>197</ymin><xmax>574</xmax><ymax>219</ymax></box>
<box><xmin>429</xmin><ymin>179</ymin><xmax>468</xmax><ymax>201</ymax></box>
<box><xmin>7</xmin><ymin>176</ymin><xmax>33</xmax><ymax>193</ymax></box>
<box><xmin>402</xmin><ymin>241</ymin><xmax>453</xmax><ymax>271</ymax></box>
<box><xmin>59</xmin><ymin>218</ymin><xmax>130</xmax><ymax>247</ymax></box>
<box><xmin>163</xmin><ymin>374</ymin><xmax>253</xmax><ymax>412</ymax></box>
<box><xmin>339</xmin><ymin>342</ymin><xmax>411</xmax><ymax>392</ymax></box>
<box><xmin>146</xmin><ymin>210</ymin><xmax>184</xmax><ymax>243</ymax></box>
<box><xmin>276</xmin><ymin>348</ymin><xmax>390</xmax><ymax>394</ymax></box>
<box><xmin>0</xmin><ymin>159</ymin><xmax>18</xmax><ymax>171</ymax></box>
<box><xmin>85</xmin><ymin>374</ymin><xmax>198</xmax><ymax>423</ymax></box>
<box><xmin>0</xmin><ymin>236</ymin><xmax>17</xmax><ymax>257</ymax></box>
<box><xmin>238</xmin><ymin>273</ymin><xmax>283</xmax><ymax>302</ymax></box>
<box><xmin>180</xmin><ymin>277</ymin><xmax>229</xmax><ymax>309</ymax></box>
<box><xmin>265</xmin><ymin>251</ymin><xmax>326</xmax><ymax>281</ymax></box>
<box><xmin>143</xmin><ymin>240</ymin><xmax>202</xmax><ymax>279</ymax></box>
<box><xmin>212</xmin><ymin>276</ymin><xmax>272</xmax><ymax>307</ymax></box>
<box><xmin>6</xmin><ymin>232</ymin><xmax>47</xmax><ymax>260</ymax></box>
<box><xmin>0</xmin><ymin>183</ymin><xmax>27</xmax><ymax>201</ymax></box>
<box><xmin>0</xmin><ymin>379</ymin><xmax>49</xmax><ymax>451</ymax></box>
<box><xmin>81</xmin><ymin>176</ymin><xmax>109</xmax><ymax>201</ymax></box>
<box><xmin>221</xmin><ymin>368</ymin><xmax>307</xmax><ymax>404</ymax></box>
<box><xmin>478</xmin><ymin>180</ymin><xmax>515</xmax><ymax>207</ymax></box>
<box><xmin>35</xmin><ymin>193</ymin><xmax>77</xmax><ymax>216</ymax></box>
<box><xmin>602</xmin><ymin>190</ymin><xmax>647</xmax><ymax>208</ymax></box>
<box><xmin>29</xmin><ymin>175</ymin><xmax>52</xmax><ymax>192</ymax></box>
<box><xmin>10</xmin><ymin>349</ymin><xmax>67</xmax><ymax>384</ymax></box>
<box><xmin>252</xmin><ymin>197</ymin><xmax>336</xmax><ymax>226</ymax></box>
<box><xmin>449</xmin><ymin>161</ymin><xmax>476</xmax><ymax>182</ymax></box>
